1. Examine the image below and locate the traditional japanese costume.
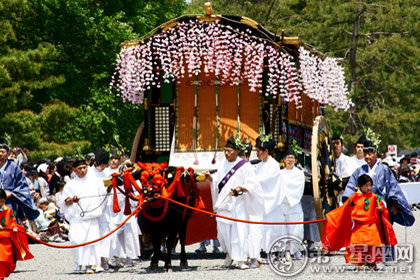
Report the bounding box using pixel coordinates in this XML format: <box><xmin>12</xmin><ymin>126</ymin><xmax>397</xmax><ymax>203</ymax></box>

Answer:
<box><xmin>322</xmin><ymin>191</ymin><xmax>397</xmax><ymax>265</ymax></box>
<box><xmin>0</xmin><ymin>205</ymin><xmax>34</xmax><ymax>278</ymax></box>
<box><xmin>344</xmin><ymin>161</ymin><xmax>414</xmax><ymax>226</ymax></box>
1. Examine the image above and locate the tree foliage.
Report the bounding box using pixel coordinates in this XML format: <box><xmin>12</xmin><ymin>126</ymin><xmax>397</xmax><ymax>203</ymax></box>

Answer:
<box><xmin>0</xmin><ymin>110</ymin><xmax>41</xmax><ymax>150</ymax></box>
<box><xmin>0</xmin><ymin>0</ymin><xmax>184</xmax><ymax>158</ymax></box>
<box><xmin>0</xmin><ymin>0</ymin><xmax>64</xmax><ymax>118</ymax></box>
<box><xmin>1</xmin><ymin>0</ymin><xmax>417</xmax><ymax>159</ymax></box>
<box><xmin>39</xmin><ymin>100</ymin><xmax>84</xmax><ymax>144</ymax></box>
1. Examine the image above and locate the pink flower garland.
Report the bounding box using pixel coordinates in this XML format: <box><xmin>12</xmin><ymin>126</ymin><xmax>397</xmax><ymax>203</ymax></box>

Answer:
<box><xmin>298</xmin><ymin>47</ymin><xmax>352</xmax><ymax>111</ymax></box>
<box><xmin>110</xmin><ymin>20</ymin><xmax>350</xmax><ymax>111</ymax></box>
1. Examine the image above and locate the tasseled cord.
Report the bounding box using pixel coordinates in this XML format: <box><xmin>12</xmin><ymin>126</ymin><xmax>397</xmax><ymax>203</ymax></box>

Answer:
<box><xmin>111</xmin><ymin>174</ymin><xmax>121</xmax><ymax>213</ymax></box>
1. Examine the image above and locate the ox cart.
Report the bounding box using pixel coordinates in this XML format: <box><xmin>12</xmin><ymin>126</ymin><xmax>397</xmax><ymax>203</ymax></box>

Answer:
<box><xmin>111</xmin><ymin>2</ymin><xmax>351</xmax><ymax>268</ymax></box>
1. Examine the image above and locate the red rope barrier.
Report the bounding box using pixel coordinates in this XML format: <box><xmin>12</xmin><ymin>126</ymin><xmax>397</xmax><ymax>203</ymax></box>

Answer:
<box><xmin>1</xmin><ymin>204</ymin><xmax>142</xmax><ymax>249</ymax></box>
<box><xmin>1</xmin><ymin>180</ymin><xmax>326</xmax><ymax>250</ymax></box>
<box><xmin>161</xmin><ymin>195</ymin><xmax>326</xmax><ymax>225</ymax></box>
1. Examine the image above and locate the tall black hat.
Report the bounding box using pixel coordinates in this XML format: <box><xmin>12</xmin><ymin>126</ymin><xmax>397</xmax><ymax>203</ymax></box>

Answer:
<box><xmin>225</xmin><ymin>136</ymin><xmax>238</xmax><ymax>150</ymax></box>
<box><xmin>73</xmin><ymin>158</ymin><xmax>87</xmax><ymax>167</ymax></box>
<box><xmin>283</xmin><ymin>146</ymin><xmax>297</xmax><ymax>158</ymax></box>
<box><xmin>0</xmin><ymin>137</ymin><xmax>10</xmax><ymax>151</ymax></box>
<box><xmin>355</xmin><ymin>135</ymin><xmax>367</xmax><ymax>146</ymax></box>
<box><xmin>110</xmin><ymin>146</ymin><xmax>121</xmax><ymax>159</ymax></box>
<box><xmin>94</xmin><ymin>147</ymin><xmax>109</xmax><ymax>165</ymax></box>
<box><xmin>363</xmin><ymin>140</ymin><xmax>376</xmax><ymax>153</ymax></box>
<box><xmin>256</xmin><ymin>135</ymin><xmax>276</xmax><ymax>153</ymax></box>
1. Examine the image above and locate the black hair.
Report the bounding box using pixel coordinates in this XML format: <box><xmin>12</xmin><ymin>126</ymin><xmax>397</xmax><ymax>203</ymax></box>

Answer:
<box><xmin>332</xmin><ymin>138</ymin><xmax>344</xmax><ymax>146</ymax></box>
<box><xmin>255</xmin><ymin>136</ymin><xmax>275</xmax><ymax>153</ymax></box>
<box><xmin>357</xmin><ymin>174</ymin><xmax>373</xmax><ymax>188</ymax></box>
<box><xmin>0</xmin><ymin>189</ymin><xmax>6</xmax><ymax>200</ymax></box>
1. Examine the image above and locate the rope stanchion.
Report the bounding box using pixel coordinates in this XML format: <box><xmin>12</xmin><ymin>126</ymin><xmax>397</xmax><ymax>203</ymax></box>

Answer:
<box><xmin>0</xmin><ymin>204</ymin><xmax>142</xmax><ymax>249</ymax></box>
<box><xmin>161</xmin><ymin>195</ymin><xmax>326</xmax><ymax>225</ymax></box>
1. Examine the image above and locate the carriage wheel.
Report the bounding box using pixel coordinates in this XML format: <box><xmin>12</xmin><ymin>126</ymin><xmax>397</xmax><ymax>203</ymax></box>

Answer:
<box><xmin>130</xmin><ymin>122</ymin><xmax>145</xmax><ymax>162</ymax></box>
<box><xmin>310</xmin><ymin>116</ymin><xmax>338</xmax><ymax>235</ymax></box>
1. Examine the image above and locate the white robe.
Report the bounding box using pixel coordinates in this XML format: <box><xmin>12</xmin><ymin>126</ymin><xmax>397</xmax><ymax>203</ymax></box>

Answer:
<box><xmin>88</xmin><ymin>167</ymin><xmax>114</xmax><ymax>259</ymax></box>
<box><xmin>335</xmin><ymin>153</ymin><xmax>354</xmax><ymax>178</ymax></box>
<box><xmin>103</xmin><ymin>167</ymin><xmax>141</xmax><ymax>259</ymax></box>
<box><xmin>277</xmin><ymin>166</ymin><xmax>305</xmax><ymax>253</ymax></box>
<box><xmin>58</xmin><ymin>174</ymin><xmax>106</xmax><ymax>266</ymax></box>
<box><xmin>210</xmin><ymin>157</ymin><xmax>264</xmax><ymax>261</ymax></box>
<box><xmin>350</xmin><ymin>155</ymin><xmax>366</xmax><ymax>170</ymax></box>
<box><xmin>255</xmin><ymin>156</ymin><xmax>284</xmax><ymax>252</ymax></box>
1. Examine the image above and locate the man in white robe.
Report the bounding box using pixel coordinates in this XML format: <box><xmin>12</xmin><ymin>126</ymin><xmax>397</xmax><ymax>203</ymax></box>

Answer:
<box><xmin>88</xmin><ymin>147</ymin><xmax>114</xmax><ymax>270</ymax></box>
<box><xmin>254</xmin><ymin>135</ymin><xmax>283</xmax><ymax>253</ymax></box>
<box><xmin>278</xmin><ymin>146</ymin><xmax>305</xmax><ymax>257</ymax></box>
<box><xmin>332</xmin><ymin>136</ymin><xmax>354</xmax><ymax>179</ymax></box>
<box><xmin>332</xmin><ymin>134</ymin><xmax>355</xmax><ymax>205</ymax></box>
<box><xmin>349</xmin><ymin>135</ymin><xmax>367</xmax><ymax>171</ymax></box>
<box><xmin>207</xmin><ymin>136</ymin><xmax>264</xmax><ymax>269</ymax></box>
<box><xmin>58</xmin><ymin>159</ymin><xmax>108</xmax><ymax>274</ymax></box>
<box><xmin>104</xmin><ymin>150</ymin><xmax>141</xmax><ymax>267</ymax></box>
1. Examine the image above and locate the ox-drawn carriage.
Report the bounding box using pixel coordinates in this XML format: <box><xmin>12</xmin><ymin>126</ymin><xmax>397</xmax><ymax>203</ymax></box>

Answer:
<box><xmin>110</xmin><ymin>2</ymin><xmax>351</xmax><ymax>270</ymax></box>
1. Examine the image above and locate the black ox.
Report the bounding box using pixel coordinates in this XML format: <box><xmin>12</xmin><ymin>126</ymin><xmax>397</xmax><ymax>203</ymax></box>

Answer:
<box><xmin>111</xmin><ymin>163</ymin><xmax>203</xmax><ymax>271</ymax></box>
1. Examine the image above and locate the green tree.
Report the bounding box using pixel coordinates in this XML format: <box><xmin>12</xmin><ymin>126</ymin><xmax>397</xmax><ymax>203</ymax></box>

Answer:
<box><xmin>0</xmin><ymin>110</ymin><xmax>41</xmax><ymax>150</ymax></box>
<box><xmin>0</xmin><ymin>0</ymin><xmax>64</xmax><ymax>118</ymax></box>
<box><xmin>39</xmin><ymin>100</ymin><xmax>85</xmax><ymax>144</ymax></box>
<box><xmin>78</xmin><ymin>86</ymin><xmax>143</xmax><ymax>151</ymax></box>
<box><xmin>1</xmin><ymin>0</ymin><xmax>186</xmax><ymax>156</ymax></box>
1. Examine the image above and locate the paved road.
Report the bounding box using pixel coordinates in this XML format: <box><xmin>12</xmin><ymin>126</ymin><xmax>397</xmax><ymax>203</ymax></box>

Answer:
<box><xmin>9</xmin><ymin>211</ymin><xmax>420</xmax><ymax>280</ymax></box>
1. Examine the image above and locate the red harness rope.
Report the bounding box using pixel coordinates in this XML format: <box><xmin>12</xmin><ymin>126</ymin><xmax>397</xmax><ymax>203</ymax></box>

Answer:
<box><xmin>161</xmin><ymin>195</ymin><xmax>327</xmax><ymax>225</ymax></box>
<box><xmin>0</xmin><ymin>204</ymin><xmax>142</xmax><ymax>249</ymax></box>
<box><xmin>0</xmin><ymin>166</ymin><xmax>327</xmax><ymax>249</ymax></box>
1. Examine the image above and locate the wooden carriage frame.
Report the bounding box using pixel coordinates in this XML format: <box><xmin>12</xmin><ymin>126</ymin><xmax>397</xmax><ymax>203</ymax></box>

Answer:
<box><xmin>120</xmin><ymin>4</ymin><xmax>341</xmax><ymax>236</ymax></box>
<box><xmin>128</xmin><ymin>9</ymin><xmax>321</xmax><ymax>168</ymax></box>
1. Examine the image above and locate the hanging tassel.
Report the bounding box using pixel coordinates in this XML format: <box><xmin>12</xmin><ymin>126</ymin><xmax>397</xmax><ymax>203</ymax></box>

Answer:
<box><xmin>211</xmin><ymin>150</ymin><xmax>217</xmax><ymax>164</ymax></box>
<box><xmin>123</xmin><ymin>173</ymin><xmax>133</xmax><ymax>215</ymax></box>
<box><xmin>197</xmin><ymin>196</ymin><xmax>205</xmax><ymax>209</ymax></box>
<box><xmin>213</xmin><ymin>80</ymin><xmax>220</xmax><ymax>165</ymax></box>
<box><xmin>193</xmin><ymin>75</ymin><xmax>200</xmax><ymax>165</ymax></box>
<box><xmin>177</xmin><ymin>180</ymin><xmax>185</xmax><ymax>197</ymax></box>
<box><xmin>111</xmin><ymin>175</ymin><xmax>121</xmax><ymax>213</ymax></box>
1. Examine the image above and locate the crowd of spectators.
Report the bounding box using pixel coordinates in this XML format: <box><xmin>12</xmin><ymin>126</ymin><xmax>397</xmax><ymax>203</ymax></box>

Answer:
<box><xmin>380</xmin><ymin>152</ymin><xmax>420</xmax><ymax>183</ymax></box>
<box><xmin>5</xmin><ymin>148</ymin><xmax>129</xmax><ymax>243</ymax></box>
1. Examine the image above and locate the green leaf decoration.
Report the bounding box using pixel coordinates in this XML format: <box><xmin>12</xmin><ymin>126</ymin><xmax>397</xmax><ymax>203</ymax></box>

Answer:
<box><xmin>364</xmin><ymin>198</ymin><xmax>369</xmax><ymax>204</ymax></box>
<box><xmin>258</xmin><ymin>128</ymin><xmax>273</xmax><ymax>144</ymax></box>
<box><xmin>363</xmin><ymin>128</ymin><xmax>381</xmax><ymax>150</ymax></box>
<box><xmin>291</xmin><ymin>140</ymin><xmax>300</xmax><ymax>155</ymax></box>
<box><xmin>239</xmin><ymin>137</ymin><xmax>250</xmax><ymax>153</ymax></box>
<box><xmin>234</xmin><ymin>132</ymin><xmax>242</xmax><ymax>149</ymax></box>
<box><xmin>364</xmin><ymin>205</ymin><xmax>369</xmax><ymax>210</ymax></box>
